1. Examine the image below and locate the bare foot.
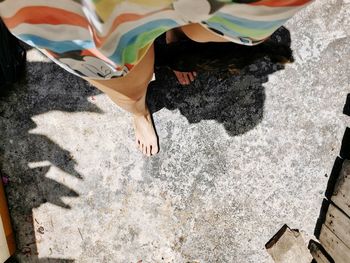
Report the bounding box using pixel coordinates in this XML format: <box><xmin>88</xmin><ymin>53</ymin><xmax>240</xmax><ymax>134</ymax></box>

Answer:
<box><xmin>166</xmin><ymin>29</ymin><xmax>197</xmax><ymax>85</ymax></box>
<box><xmin>133</xmin><ymin>109</ymin><xmax>159</xmax><ymax>156</ymax></box>
<box><xmin>173</xmin><ymin>70</ymin><xmax>197</xmax><ymax>85</ymax></box>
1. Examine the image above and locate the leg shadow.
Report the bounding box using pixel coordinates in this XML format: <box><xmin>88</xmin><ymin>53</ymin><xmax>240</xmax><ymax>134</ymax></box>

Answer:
<box><xmin>148</xmin><ymin>27</ymin><xmax>292</xmax><ymax>136</ymax></box>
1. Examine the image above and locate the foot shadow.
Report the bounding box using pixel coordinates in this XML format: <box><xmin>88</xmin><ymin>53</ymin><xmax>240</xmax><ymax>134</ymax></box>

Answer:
<box><xmin>148</xmin><ymin>27</ymin><xmax>292</xmax><ymax>136</ymax></box>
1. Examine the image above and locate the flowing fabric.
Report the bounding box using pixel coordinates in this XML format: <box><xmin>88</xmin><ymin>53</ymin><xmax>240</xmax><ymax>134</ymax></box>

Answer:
<box><xmin>0</xmin><ymin>0</ymin><xmax>313</xmax><ymax>79</ymax></box>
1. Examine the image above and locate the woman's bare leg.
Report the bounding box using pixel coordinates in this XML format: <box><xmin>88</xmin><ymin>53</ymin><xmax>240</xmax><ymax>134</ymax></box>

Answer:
<box><xmin>167</xmin><ymin>23</ymin><xmax>230</xmax><ymax>85</ymax></box>
<box><xmin>165</xmin><ymin>29</ymin><xmax>197</xmax><ymax>85</ymax></box>
<box><xmin>84</xmin><ymin>24</ymin><xmax>230</xmax><ymax>155</ymax></box>
<box><xmin>180</xmin><ymin>23</ymin><xmax>230</xmax><ymax>43</ymax></box>
<box><xmin>86</xmin><ymin>44</ymin><xmax>158</xmax><ymax>157</ymax></box>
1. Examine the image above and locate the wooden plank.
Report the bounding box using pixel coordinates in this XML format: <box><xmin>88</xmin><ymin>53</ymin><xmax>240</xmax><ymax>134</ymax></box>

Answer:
<box><xmin>315</xmin><ymin>199</ymin><xmax>330</xmax><ymax>240</ymax></box>
<box><xmin>265</xmin><ymin>224</ymin><xmax>312</xmax><ymax>263</ymax></box>
<box><xmin>308</xmin><ymin>240</ymin><xmax>334</xmax><ymax>263</ymax></box>
<box><xmin>324</xmin><ymin>203</ymin><xmax>350</xmax><ymax>248</ymax></box>
<box><xmin>340</xmin><ymin>128</ymin><xmax>350</xmax><ymax>160</ymax></box>
<box><xmin>343</xmin><ymin>93</ymin><xmax>350</xmax><ymax>116</ymax></box>
<box><xmin>0</xmin><ymin>217</ymin><xmax>10</xmax><ymax>263</ymax></box>
<box><xmin>0</xmin><ymin>179</ymin><xmax>15</xmax><ymax>260</ymax></box>
<box><xmin>331</xmin><ymin>159</ymin><xmax>350</xmax><ymax>217</ymax></box>
<box><xmin>319</xmin><ymin>224</ymin><xmax>350</xmax><ymax>263</ymax></box>
<box><xmin>325</xmin><ymin>157</ymin><xmax>344</xmax><ymax>200</ymax></box>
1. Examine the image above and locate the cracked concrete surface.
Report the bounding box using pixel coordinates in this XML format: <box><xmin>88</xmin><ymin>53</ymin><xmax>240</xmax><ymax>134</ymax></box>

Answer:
<box><xmin>0</xmin><ymin>0</ymin><xmax>349</xmax><ymax>262</ymax></box>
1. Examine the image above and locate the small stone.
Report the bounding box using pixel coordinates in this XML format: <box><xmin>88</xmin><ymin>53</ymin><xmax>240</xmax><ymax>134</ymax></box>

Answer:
<box><xmin>37</xmin><ymin>226</ymin><xmax>45</xmax><ymax>234</ymax></box>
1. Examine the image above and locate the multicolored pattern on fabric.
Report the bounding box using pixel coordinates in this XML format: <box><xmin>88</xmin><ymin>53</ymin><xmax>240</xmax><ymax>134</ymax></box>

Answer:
<box><xmin>0</xmin><ymin>0</ymin><xmax>313</xmax><ymax>79</ymax></box>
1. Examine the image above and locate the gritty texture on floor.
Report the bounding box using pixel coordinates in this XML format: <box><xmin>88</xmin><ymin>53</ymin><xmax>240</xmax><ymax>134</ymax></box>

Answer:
<box><xmin>0</xmin><ymin>0</ymin><xmax>349</xmax><ymax>262</ymax></box>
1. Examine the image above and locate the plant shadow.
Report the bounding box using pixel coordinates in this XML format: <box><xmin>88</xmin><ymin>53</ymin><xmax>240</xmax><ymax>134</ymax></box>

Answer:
<box><xmin>0</xmin><ymin>57</ymin><xmax>102</xmax><ymax>262</ymax></box>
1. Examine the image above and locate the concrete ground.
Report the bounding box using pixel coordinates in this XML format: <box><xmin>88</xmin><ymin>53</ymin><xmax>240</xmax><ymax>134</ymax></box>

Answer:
<box><xmin>0</xmin><ymin>0</ymin><xmax>349</xmax><ymax>262</ymax></box>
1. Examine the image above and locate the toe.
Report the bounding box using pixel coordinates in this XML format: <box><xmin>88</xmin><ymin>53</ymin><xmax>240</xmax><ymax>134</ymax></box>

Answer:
<box><xmin>174</xmin><ymin>70</ymin><xmax>185</xmax><ymax>85</ymax></box>
<box><xmin>136</xmin><ymin>138</ymin><xmax>142</xmax><ymax>152</ymax></box>
<box><xmin>146</xmin><ymin>145</ymin><xmax>151</xmax><ymax>157</ymax></box>
<box><xmin>139</xmin><ymin>143</ymin><xmax>142</xmax><ymax>152</ymax></box>
<box><xmin>183</xmin><ymin>73</ymin><xmax>190</xmax><ymax>85</ymax></box>
<box><xmin>151</xmin><ymin>141</ymin><xmax>159</xmax><ymax>155</ymax></box>
<box><xmin>188</xmin><ymin>72</ymin><xmax>195</xmax><ymax>82</ymax></box>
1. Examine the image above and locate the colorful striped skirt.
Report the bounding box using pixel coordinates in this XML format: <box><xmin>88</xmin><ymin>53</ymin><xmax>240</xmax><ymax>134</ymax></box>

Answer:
<box><xmin>0</xmin><ymin>0</ymin><xmax>313</xmax><ymax>79</ymax></box>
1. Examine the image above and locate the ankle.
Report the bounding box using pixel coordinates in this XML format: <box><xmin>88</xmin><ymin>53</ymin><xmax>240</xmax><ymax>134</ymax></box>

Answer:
<box><xmin>133</xmin><ymin>108</ymin><xmax>150</xmax><ymax>118</ymax></box>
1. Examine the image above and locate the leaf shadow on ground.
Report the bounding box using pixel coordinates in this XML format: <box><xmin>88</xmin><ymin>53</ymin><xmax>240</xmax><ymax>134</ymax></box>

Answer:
<box><xmin>0</xmin><ymin>59</ymin><xmax>102</xmax><ymax>262</ymax></box>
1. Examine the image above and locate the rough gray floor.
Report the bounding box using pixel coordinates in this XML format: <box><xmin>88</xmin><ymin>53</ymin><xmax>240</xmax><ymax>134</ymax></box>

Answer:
<box><xmin>0</xmin><ymin>0</ymin><xmax>349</xmax><ymax>262</ymax></box>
